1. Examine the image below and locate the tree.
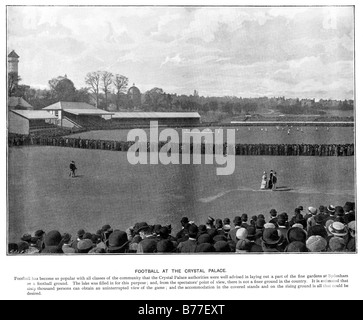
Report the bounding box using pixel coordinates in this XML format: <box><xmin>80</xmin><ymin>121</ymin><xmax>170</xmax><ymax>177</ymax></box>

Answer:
<box><xmin>113</xmin><ymin>74</ymin><xmax>129</xmax><ymax>110</ymax></box>
<box><xmin>100</xmin><ymin>71</ymin><xmax>113</xmax><ymax>110</ymax></box>
<box><xmin>8</xmin><ymin>72</ymin><xmax>21</xmax><ymax>97</ymax></box>
<box><xmin>85</xmin><ymin>71</ymin><xmax>101</xmax><ymax>108</ymax></box>
<box><xmin>48</xmin><ymin>75</ymin><xmax>76</xmax><ymax>101</ymax></box>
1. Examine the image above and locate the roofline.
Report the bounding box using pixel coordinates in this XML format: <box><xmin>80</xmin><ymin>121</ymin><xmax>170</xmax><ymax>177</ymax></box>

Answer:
<box><xmin>11</xmin><ymin>110</ymin><xmax>57</xmax><ymax>120</ymax></box>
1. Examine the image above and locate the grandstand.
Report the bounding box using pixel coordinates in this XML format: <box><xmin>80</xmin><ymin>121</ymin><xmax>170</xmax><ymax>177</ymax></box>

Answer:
<box><xmin>43</xmin><ymin>101</ymin><xmax>114</xmax><ymax>129</ymax></box>
<box><xmin>8</xmin><ymin>110</ymin><xmax>58</xmax><ymax>135</ymax></box>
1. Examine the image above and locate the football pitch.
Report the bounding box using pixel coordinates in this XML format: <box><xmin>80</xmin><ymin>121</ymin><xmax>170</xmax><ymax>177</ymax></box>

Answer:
<box><xmin>7</xmin><ymin>146</ymin><xmax>355</xmax><ymax>243</ymax></box>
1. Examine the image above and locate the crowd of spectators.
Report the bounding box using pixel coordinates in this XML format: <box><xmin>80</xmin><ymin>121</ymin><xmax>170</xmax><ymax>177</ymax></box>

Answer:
<box><xmin>8</xmin><ymin>202</ymin><xmax>356</xmax><ymax>255</ymax></box>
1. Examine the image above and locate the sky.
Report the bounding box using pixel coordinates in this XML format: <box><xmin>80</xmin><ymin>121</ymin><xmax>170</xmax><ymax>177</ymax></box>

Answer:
<box><xmin>7</xmin><ymin>6</ymin><xmax>354</xmax><ymax>100</ymax></box>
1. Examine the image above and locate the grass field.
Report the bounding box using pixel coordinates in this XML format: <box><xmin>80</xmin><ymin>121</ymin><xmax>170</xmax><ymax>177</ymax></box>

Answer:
<box><xmin>66</xmin><ymin>125</ymin><xmax>355</xmax><ymax>145</ymax></box>
<box><xmin>7</xmin><ymin>146</ymin><xmax>355</xmax><ymax>243</ymax></box>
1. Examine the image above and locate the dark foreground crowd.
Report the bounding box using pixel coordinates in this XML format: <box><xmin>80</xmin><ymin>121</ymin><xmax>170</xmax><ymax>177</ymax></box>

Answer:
<box><xmin>9</xmin><ymin>202</ymin><xmax>356</xmax><ymax>255</ymax></box>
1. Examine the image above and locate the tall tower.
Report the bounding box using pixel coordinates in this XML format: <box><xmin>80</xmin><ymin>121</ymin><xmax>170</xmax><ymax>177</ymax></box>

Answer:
<box><xmin>8</xmin><ymin>50</ymin><xmax>19</xmax><ymax>82</ymax></box>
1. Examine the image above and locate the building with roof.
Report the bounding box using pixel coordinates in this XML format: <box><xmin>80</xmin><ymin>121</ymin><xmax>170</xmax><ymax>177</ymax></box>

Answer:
<box><xmin>8</xmin><ymin>110</ymin><xmax>58</xmax><ymax>135</ymax></box>
<box><xmin>8</xmin><ymin>96</ymin><xmax>34</xmax><ymax>110</ymax></box>
<box><xmin>127</xmin><ymin>83</ymin><xmax>142</xmax><ymax>107</ymax></box>
<box><xmin>43</xmin><ymin>101</ymin><xmax>114</xmax><ymax>129</ymax></box>
<box><xmin>8</xmin><ymin>50</ymin><xmax>19</xmax><ymax>76</ymax></box>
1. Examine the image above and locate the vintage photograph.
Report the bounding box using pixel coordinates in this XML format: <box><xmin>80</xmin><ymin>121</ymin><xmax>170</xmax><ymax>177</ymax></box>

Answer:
<box><xmin>6</xmin><ymin>5</ymin><xmax>356</xmax><ymax>255</ymax></box>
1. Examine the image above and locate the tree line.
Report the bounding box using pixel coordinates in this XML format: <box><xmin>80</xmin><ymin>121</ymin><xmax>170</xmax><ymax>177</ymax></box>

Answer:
<box><xmin>8</xmin><ymin>71</ymin><xmax>354</xmax><ymax>117</ymax></box>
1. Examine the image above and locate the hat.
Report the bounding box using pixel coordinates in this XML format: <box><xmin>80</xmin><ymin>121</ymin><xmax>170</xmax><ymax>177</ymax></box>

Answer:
<box><xmin>223</xmin><ymin>225</ymin><xmax>231</xmax><ymax>232</ymax></box>
<box><xmin>256</xmin><ymin>218</ymin><xmax>266</xmax><ymax>229</ymax></box>
<box><xmin>77</xmin><ymin>239</ymin><xmax>94</xmax><ymax>252</ymax></box>
<box><xmin>314</xmin><ymin>214</ymin><xmax>325</xmax><ymax>225</ymax></box>
<box><xmin>233</xmin><ymin>216</ymin><xmax>242</xmax><ymax>225</ymax></box>
<box><xmin>180</xmin><ymin>217</ymin><xmax>189</xmax><ymax>224</ymax></box>
<box><xmin>285</xmin><ymin>241</ymin><xmax>308</xmax><ymax>253</ymax></box>
<box><xmin>308</xmin><ymin>207</ymin><xmax>318</xmax><ymax>215</ymax></box>
<box><xmin>270</xmin><ymin>209</ymin><xmax>277</xmax><ymax>217</ymax></box>
<box><xmin>44</xmin><ymin>230</ymin><xmax>62</xmax><ymax>247</ymax></box>
<box><xmin>246</xmin><ymin>226</ymin><xmax>256</xmax><ymax>240</ymax></box>
<box><xmin>250</xmin><ymin>215</ymin><xmax>258</xmax><ymax>222</ymax></box>
<box><xmin>188</xmin><ymin>224</ymin><xmax>199</xmax><ymax>238</ymax></box>
<box><xmin>62</xmin><ymin>233</ymin><xmax>72</xmax><ymax>243</ymax></box>
<box><xmin>108</xmin><ymin>231</ymin><xmax>129</xmax><ymax>252</ymax></box>
<box><xmin>35</xmin><ymin>230</ymin><xmax>45</xmax><ymax>238</ymax></box>
<box><xmin>159</xmin><ymin>227</ymin><xmax>170</xmax><ymax>239</ymax></box>
<box><xmin>101</xmin><ymin>224</ymin><xmax>112</xmax><ymax>232</ymax></box>
<box><xmin>157</xmin><ymin>239</ymin><xmax>175</xmax><ymax>253</ymax></box>
<box><xmin>297</xmin><ymin>206</ymin><xmax>304</xmax><ymax>211</ymax></box>
<box><xmin>328</xmin><ymin>222</ymin><xmax>348</xmax><ymax>237</ymax></box>
<box><xmin>348</xmin><ymin>221</ymin><xmax>356</xmax><ymax>232</ymax></box>
<box><xmin>277</xmin><ymin>214</ymin><xmax>287</xmax><ymax>226</ymax></box>
<box><xmin>262</xmin><ymin>229</ymin><xmax>282</xmax><ymax>245</ymax></box>
<box><xmin>257</xmin><ymin>214</ymin><xmax>265</xmax><ymax>220</ymax></box>
<box><xmin>287</xmin><ymin>227</ymin><xmax>307</xmax><ymax>243</ymax></box>
<box><xmin>236</xmin><ymin>239</ymin><xmax>252</xmax><ymax>252</ymax></box>
<box><xmin>329</xmin><ymin>237</ymin><xmax>346</xmax><ymax>252</ymax></box>
<box><xmin>292</xmin><ymin>223</ymin><xmax>304</xmax><ymax>229</ymax></box>
<box><xmin>327</xmin><ymin>205</ymin><xmax>335</xmax><ymax>213</ymax></box>
<box><xmin>135</xmin><ymin>222</ymin><xmax>149</xmax><ymax>234</ymax></box>
<box><xmin>77</xmin><ymin>229</ymin><xmax>85</xmax><ymax>239</ymax></box>
<box><xmin>335</xmin><ymin>206</ymin><xmax>344</xmax><ymax>217</ymax></box>
<box><xmin>196</xmin><ymin>243</ymin><xmax>215</xmax><ymax>253</ymax></box>
<box><xmin>241</xmin><ymin>213</ymin><xmax>248</xmax><ymax>221</ymax></box>
<box><xmin>198</xmin><ymin>225</ymin><xmax>207</xmax><ymax>233</ymax></box>
<box><xmin>215</xmin><ymin>219</ymin><xmax>223</xmax><ymax>229</ymax></box>
<box><xmin>198</xmin><ymin>233</ymin><xmax>212</xmax><ymax>244</ymax></box>
<box><xmin>223</xmin><ymin>218</ymin><xmax>230</xmax><ymax>225</ymax></box>
<box><xmin>21</xmin><ymin>233</ymin><xmax>32</xmax><ymax>242</ymax></box>
<box><xmin>91</xmin><ymin>234</ymin><xmax>100</xmax><ymax>244</ymax></box>
<box><xmin>236</xmin><ymin>228</ymin><xmax>248</xmax><ymax>240</ymax></box>
<box><xmin>325</xmin><ymin>220</ymin><xmax>335</xmax><ymax>234</ymax></box>
<box><xmin>264</xmin><ymin>223</ymin><xmax>276</xmax><ymax>229</ymax></box>
<box><xmin>306</xmin><ymin>236</ymin><xmax>327</xmax><ymax>252</ymax></box>
<box><xmin>83</xmin><ymin>232</ymin><xmax>93</xmax><ymax>240</ymax></box>
<box><xmin>214</xmin><ymin>241</ymin><xmax>231</xmax><ymax>252</ymax></box>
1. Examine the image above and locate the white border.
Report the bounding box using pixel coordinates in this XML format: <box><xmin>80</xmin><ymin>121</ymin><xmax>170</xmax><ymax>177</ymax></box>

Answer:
<box><xmin>1</xmin><ymin>0</ymin><xmax>362</xmax><ymax>300</ymax></box>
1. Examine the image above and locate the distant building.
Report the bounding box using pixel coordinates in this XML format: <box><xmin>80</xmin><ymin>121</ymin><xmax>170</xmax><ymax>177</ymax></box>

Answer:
<box><xmin>8</xmin><ymin>96</ymin><xmax>34</xmax><ymax>110</ymax></box>
<box><xmin>127</xmin><ymin>83</ymin><xmax>142</xmax><ymax>108</ymax></box>
<box><xmin>8</xmin><ymin>50</ymin><xmax>19</xmax><ymax>77</ymax></box>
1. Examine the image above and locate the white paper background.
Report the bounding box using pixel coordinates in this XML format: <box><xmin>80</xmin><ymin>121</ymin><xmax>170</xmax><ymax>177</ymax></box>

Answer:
<box><xmin>1</xmin><ymin>0</ymin><xmax>362</xmax><ymax>300</ymax></box>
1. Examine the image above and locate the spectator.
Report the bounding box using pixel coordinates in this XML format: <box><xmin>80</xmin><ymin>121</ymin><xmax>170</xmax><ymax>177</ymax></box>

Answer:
<box><xmin>77</xmin><ymin>239</ymin><xmax>94</xmax><ymax>254</ymax></box>
<box><xmin>241</xmin><ymin>213</ymin><xmax>249</xmax><ymax>229</ymax></box>
<box><xmin>177</xmin><ymin>224</ymin><xmax>198</xmax><ymax>253</ymax></box>
<box><xmin>107</xmin><ymin>231</ymin><xmax>130</xmax><ymax>253</ymax></box>
<box><xmin>228</xmin><ymin>216</ymin><xmax>243</xmax><ymax>243</ymax></box>
<box><xmin>269</xmin><ymin>209</ymin><xmax>278</xmax><ymax>226</ymax></box>
<box><xmin>306</xmin><ymin>207</ymin><xmax>318</xmax><ymax>232</ymax></box>
<box><xmin>346</xmin><ymin>221</ymin><xmax>356</xmax><ymax>252</ymax></box>
<box><xmin>343</xmin><ymin>202</ymin><xmax>355</xmax><ymax>224</ymax></box>
<box><xmin>41</xmin><ymin>230</ymin><xmax>63</xmax><ymax>254</ymax></box>
<box><xmin>261</xmin><ymin>228</ymin><xmax>283</xmax><ymax>252</ymax></box>
<box><xmin>176</xmin><ymin>217</ymin><xmax>191</xmax><ymax>242</ymax></box>
<box><xmin>328</xmin><ymin>237</ymin><xmax>346</xmax><ymax>252</ymax></box>
<box><xmin>62</xmin><ymin>233</ymin><xmax>76</xmax><ymax>254</ymax></box>
<box><xmin>27</xmin><ymin>237</ymin><xmax>41</xmax><ymax>254</ymax></box>
<box><xmin>8</xmin><ymin>243</ymin><xmax>18</xmax><ymax>254</ymax></box>
<box><xmin>235</xmin><ymin>239</ymin><xmax>252</xmax><ymax>253</ymax></box>
<box><xmin>34</xmin><ymin>229</ymin><xmax>45</xmax><ymax>251</ymax></box>
<box><xmin>137</xmin><ymin>226</ymin><xmax>158</xmax><ymax>253</ymax></box>
<box><xmin>17</xmin><ymin>241</ymin><xmax>30</xmax><ymax>254</ymax></box>
<box><xmin>308</xmin><ymin>214</ymin><xmax>328</xmax><ymax>238</ymax></box>
<box><xmin>222</xmin><ymin>218</ymin><xmax>231</xmax><ymax>233</ymax></box>
<box><xmin>306</xmin><ymin>236</ymin><xmax>327</xmax><ymax>253</ymax></box>
<box><xmin>215</xmin><ymin>219</ymin><xmax>225</xmax><ymax>236</ymax></box>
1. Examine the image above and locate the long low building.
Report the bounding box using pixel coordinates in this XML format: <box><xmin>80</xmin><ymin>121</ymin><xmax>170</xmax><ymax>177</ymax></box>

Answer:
<box><xmin>8</xmin><ymin>110</ymin><xmax>58</xmax><ymax>135</ymax></box>
<box><xmin>111</xmin><ymin>112</ymin><xmax>201</xmax><ymax>126</ymax></box>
